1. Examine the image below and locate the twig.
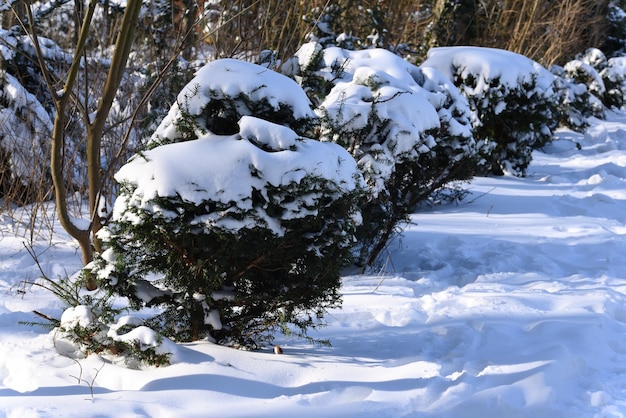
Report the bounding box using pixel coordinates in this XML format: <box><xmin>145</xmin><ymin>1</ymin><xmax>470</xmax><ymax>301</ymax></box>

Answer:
<box><xmin>373</xmin><ymin>245</ymin><xmax>397</xmax><ymax>292</ymax></box>
<box><xmin>32</xmin><ymin>310</ymin><xmax>60</xmax><ymax>326</ymax></box>
<box><xmin>70</xmin><ymin>359</ymin><xmax>104</xmax><ymax>402</ymax></box>
<box><xmin>486</xmin><ymin>204</ymin><xmax>494</xmax><ymax>217</ymax></box>
<box><xmin>465</xmin><ymin>187</ymin><xmax>496</xmax><ymax>204</ymax></box>
<box><xmin>69</xmin><ymin>358</ymin><xmax>83</xmax><ymax>384</ymax></box>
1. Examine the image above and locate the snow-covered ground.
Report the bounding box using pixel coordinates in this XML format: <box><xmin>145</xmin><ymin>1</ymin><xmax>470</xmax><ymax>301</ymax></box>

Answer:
<box><xmin>3</xmin><ymin>112</ymin><xmax>626</xmax><ymax>417</ymax></box>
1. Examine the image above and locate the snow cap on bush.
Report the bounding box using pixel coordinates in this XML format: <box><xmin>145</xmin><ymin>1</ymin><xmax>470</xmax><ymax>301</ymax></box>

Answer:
<box><xmin>152</xmin><ymin>58</ymin><xmax>317</xmax><ymax>145</ymax></box>
<box><xmin>424</xmin><ymin>46</ymin><xmax>554</xmax><ymax>95</ymax></box>
<box><xmin>114</xmin><ymin>116</ymin><xmax>363</xmax><ymax>236</ymax></box>
<box><xmin>423</xmin><ymin>46</ymin><xmax>558</xmax><ymax>176</ymax></box>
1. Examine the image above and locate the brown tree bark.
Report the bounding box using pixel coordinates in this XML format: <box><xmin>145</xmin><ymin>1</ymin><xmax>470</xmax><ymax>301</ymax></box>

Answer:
<box><xmin>27</xmin><ymin>0</ymin><xmax>142</xmax><ymax>290</ymax></box>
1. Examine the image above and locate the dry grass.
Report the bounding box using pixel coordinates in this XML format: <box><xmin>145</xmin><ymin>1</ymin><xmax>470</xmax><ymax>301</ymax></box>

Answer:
<box><xmin>476</xmin><ymin>0</ymin><xmax>610</xmax><ymax>66</ymax></box>
<box><xmin>202</xmin><ymin>0</ymin><xmax>429</xmax><ymax>64</ymax></box>
<box><xmin>201</xmin><ymin>0</ymin><xmax>610</xmax><ymax>66</ymax></box>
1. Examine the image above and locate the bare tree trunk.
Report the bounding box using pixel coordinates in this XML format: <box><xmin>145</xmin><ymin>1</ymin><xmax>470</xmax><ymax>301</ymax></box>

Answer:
<box><xmin>87</xmin><ymin>0</ymin><xmax>142</xmax><ymax>252</ymax></box>
<box><xmin>28</xmin><ymin>0</ymin><xmax>99</xmax><ymax>271</ymax></box>
<box><xmin>27</xmin><ymin>0</ymin><xmax>142</xmax><ymax>290</ymax></box>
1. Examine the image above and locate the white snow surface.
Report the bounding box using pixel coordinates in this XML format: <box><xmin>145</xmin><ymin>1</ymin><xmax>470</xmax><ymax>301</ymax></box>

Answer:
<box><xmin>424</xmin><ymin>46</ymin><xmax>555</xmax><ymax>94</ymax></box>
<box><xmin>3</xmin><ymin>111</ymin><xmax>626</xmax><ymax>416</ymax></box>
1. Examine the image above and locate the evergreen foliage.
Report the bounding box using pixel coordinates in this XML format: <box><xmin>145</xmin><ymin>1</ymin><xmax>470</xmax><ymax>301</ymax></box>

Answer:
<box><xmin>289</xmin><ymin>43</ymin><xmax>476</xmax><ymax>266</ymax></box>
<box><xmin>92</xmin><ymin>59</ymin><xmax>364</xmax><ymax>346</ymax></box>
<box><xmin>467</xmin><ymin>74</ymin><xmax>558</xmax><ymax>176</ymax></box>
<box><xmin>424</xmin><ymin>47</ymin><xmax>559</xmax><ymax>176</ymax></box>
<box><xmin>550</xmin><ymin>64</ymin><xmax>602</xmax><ymax>132</ymax></box>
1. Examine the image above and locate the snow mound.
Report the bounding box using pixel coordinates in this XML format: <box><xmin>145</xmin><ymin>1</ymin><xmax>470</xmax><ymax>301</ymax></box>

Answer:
<box><xmin>114</xmin><ymin>125</ymin><xmax>361</xmax><ymax>235</ymax></box>
<box><xmin>424</xmin><ymin>46</ymin><xmax>555</xmax><ymax>94</ymax></box>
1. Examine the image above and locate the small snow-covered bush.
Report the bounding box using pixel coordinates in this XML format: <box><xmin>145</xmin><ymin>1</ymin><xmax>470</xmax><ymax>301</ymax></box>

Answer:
<box><xmin>564</xmin><ymin>48</ymin><xmax>626</xmax><ymax>111</ymax></box>
<box><xmin>603</xmin><ymin>56</ymin><xmax>626</xmax><ymax>110</ymax></box>
<box><xmin>289</xmin><ymin>43</ymin><xmax>476</xmax><ymax>265</ymax></box>
<box><xmin>28</xmin><ymin>270</ymin><xmax>174</xmax><ymax>368</ymax></box>
<box><xmin>54</xmin><ymin>306</ymin><xmax>174</xmax><ymax>368</ymax></box>
<box><xmin>151</xmin><ymin>59</ymin><xmax>317</xmax><ymax>145</ymax></box>
<box><xmin>93</xmin><ymin>59</ymin><xmax>364</xmax><ymax>346</ymax></box>
<box><xmin>423</xmin><ymin>46</ymin><xmax>559</xmax><ymax>176</ymax></box>
<box><xmin>550</xmin><ymin>64</ymin><xmax>603</xmax><ymax>131</ymax></box>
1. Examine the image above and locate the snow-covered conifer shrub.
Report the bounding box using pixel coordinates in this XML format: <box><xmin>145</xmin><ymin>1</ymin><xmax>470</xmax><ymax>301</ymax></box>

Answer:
<box><xmin>92</xmin><ymin>59</ymin><xmax>364</xmax><ymax>346</ymax></box>
<box><xmin>423</xmin><ymin>46</ymin><xmax>559</xmax><ymax>176</ymax></box>
<box><xmin>567</xmin><ymin>48</ymin><xmax>626</xmax><ymax>111</ymax></box>
<box><xmin>603</xmin><ymin>56</ymin><xmax>626</xmax><ymax>110</ymax></box>
<box><xmin>290</xmin><ymin>43</ymin><xmax>476</xmax><ymax>266</ymax></box>
<box><xmin>550</xmin><ymin>64</ymin><xmax>604</xmax><ymax>131</ymax></box>
<box><xmin>563</xmin><ymin>50</ymin><xmax>607</xmax><ymax>111</ymax></box>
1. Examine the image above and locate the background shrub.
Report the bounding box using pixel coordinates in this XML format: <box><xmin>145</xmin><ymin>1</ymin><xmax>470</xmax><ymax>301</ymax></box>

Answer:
<box><xmin>423</xmin><ymin>46</ymin><xmax>559</xmax><ymax>176</ymax></box>
<box><xmin>550</xmin><ymin>64</ymin><xmax>603</xmax><ymax>132</ymax></box>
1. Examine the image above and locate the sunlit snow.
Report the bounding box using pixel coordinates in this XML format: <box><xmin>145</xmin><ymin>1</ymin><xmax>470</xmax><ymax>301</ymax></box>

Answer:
<box><xmin>3</xmin><ymin>48</ymin><xmax>626</xmax><ymax>417</ymax></box>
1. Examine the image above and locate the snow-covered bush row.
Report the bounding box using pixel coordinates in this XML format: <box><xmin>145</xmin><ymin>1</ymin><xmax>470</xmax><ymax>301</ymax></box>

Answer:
<box><xmin>569</xmin><ymin>48</ymin><xmax>626</xmax><ymax>111</ymax></box>
<box><xmin>422</xmin><ymin>46</ymin><xmax>560</xmax><ymax>177</ymax></box>
<box><xmin>7</xmin><ymin>22</ymin><xmax>626</xmax><ymax>347</ymax></box>
<box><xmin>92</xmin><ymin>59</ymin><xmax>365</xmax><ymax>345</ymax></box>
<box><xmin>287</xmin><ymin>42</ymin><xmax>476</xmax><ymax>265</ymax></box>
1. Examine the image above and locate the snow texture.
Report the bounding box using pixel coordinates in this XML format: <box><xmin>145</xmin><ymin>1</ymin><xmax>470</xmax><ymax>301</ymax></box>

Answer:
<box><xmin>4</xmin><ymin>109</ymin><xmax>626</xmax><ymax>417</ymax></box>
<box><xmin>4</xmin><ymin>48</ymin><xmax>626</xmax><ymax>417</ymax></box>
